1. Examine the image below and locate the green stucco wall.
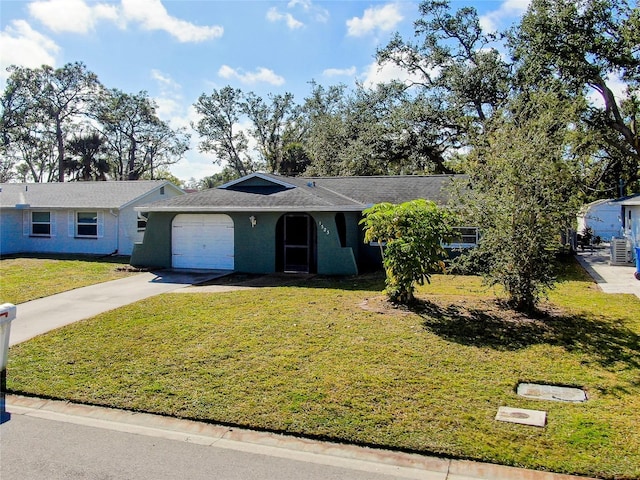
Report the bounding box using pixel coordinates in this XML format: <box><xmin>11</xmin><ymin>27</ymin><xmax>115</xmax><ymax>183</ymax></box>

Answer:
<box><xmin>313</xmin><ymin>212</ymin><xmax>359</xmax><ymax>275</ymax></box>
<box><xmin>130</xmin><ymin>212</ymin><xmax>175</xmax><ymax>269</ymax></box>
<box><xmin>131</xmin><ymin>210</ymin><xmax>368</xmax><ymax>275</ymax></box>
<box><xmin>233</xmin><ymin>212</ymin><xmax>279</xmax><ymax>273</ymax></box>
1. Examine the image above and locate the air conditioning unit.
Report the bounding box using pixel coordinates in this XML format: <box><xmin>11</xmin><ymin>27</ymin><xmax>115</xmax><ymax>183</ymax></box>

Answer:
<box><xmin>610</xmin><ymin>238</ymin><xmax>632</xmax><ymax>265</ymax></box>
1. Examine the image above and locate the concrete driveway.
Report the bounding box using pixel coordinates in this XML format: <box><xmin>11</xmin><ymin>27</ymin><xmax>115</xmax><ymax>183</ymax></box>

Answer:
<box><xmin>575</xmin><ymin>248</ymin><xmax>640</xmax><ymax>299</ymax></box>
<box><xmin>9</xmin><ymin>270</ymin><xmax>229</xmax><ymax>346</ymax></box>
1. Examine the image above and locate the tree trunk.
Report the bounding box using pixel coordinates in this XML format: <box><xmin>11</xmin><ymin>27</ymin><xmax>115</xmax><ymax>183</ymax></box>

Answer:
<box><xmin>55</xmin><ymin>116</ymin><xmax>65</xmax><ymax>182</ymax></box>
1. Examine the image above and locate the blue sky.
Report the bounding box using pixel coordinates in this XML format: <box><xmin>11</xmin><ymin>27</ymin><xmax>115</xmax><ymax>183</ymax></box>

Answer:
<box><xmin>0</xmin><ymin>0</ymin><xmax>531</xmax><ymax>182</ymax></box>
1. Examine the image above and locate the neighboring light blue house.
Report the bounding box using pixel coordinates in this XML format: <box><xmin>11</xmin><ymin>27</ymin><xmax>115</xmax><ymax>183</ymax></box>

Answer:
<box><xmin>620</xmin><ymin>195</ymin><xmax>640</xmax><ymax>261</ymax></box>
<box><xmin>0</xmin><ymin>181</ymin><xmax>183</xmax><ymax>257</ymax></box>
<box><xmin>576</xmin><ymin>198</ymin><xmax>624</xmax><ymax>241</ymax></box>
<box><xmin>131</xmin><ymin>172</ymin><xmax>470</xmax><ymax>275</ymax></box>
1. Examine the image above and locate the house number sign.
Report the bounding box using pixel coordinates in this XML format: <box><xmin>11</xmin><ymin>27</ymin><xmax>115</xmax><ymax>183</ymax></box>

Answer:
<box><xmin>318</xmin><ymin>221</ymin><xmax>330</xmax><ymax>235</ymax></box>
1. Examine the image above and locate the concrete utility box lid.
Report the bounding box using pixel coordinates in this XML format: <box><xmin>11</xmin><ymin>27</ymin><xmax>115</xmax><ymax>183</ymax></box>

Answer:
<box><xmin>496</xmin><ymin>407</ymin><xmax>547</xmax><ymax>427</ymax></box>
<box><xmin>517</xmin><ymin>383</ymin><xmax>587</xmax><ymax>403</ymax></box>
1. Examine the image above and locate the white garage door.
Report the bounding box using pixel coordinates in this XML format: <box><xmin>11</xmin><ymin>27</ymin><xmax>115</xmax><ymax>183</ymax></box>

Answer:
<box><xmin>172</xmin><ymin>214</ymin><xmax>234</xmax><ymax>270</ymax></box>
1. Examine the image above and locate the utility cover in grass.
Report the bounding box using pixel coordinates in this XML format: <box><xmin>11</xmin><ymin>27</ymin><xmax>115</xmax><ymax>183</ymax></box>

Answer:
<box><xmin>517</xmin><ymin>383</ymin><xmax>587</xmax><ymax>402</ymax></box>
<box><xmin>496</xmin><ymin>407</ymin><xmax>547</xmax><ymax>427</ymax></box>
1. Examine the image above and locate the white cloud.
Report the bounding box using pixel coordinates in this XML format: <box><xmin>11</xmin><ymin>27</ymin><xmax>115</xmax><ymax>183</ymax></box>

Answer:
<box><xmin>287</xmin><ymin>0</ymin><xmax>329</xmax><ymax>23</ymax></box>
<box><xmin>218</xmin><ymin>65</ymin><xmax>285</xmax><ymax>86</ymax></box>
<box><xmin>0</xmin><ymin>20</ymin><xmax>60</xmax><ymax>81</ymax></box>
<box><xmin>27</xmin><ymin>0</ymin><xmax>223</xmax><ymax>42</ymax></box>
<box><xmin>154</xmin><ymin>97</ymin><xmax>183</xmax><ymax>122</ymax></box>
<box><xmin>323</xmin><ymin>66</ymin><xmax>357</xmax><ymax>78</ymax></box>
<box><xmin>150</xmin><ymin>69</ymin><xmax>184</xmax><ymax>121</ymax></box>
<box><xmin>361</xmin><ymin>59</ymin><xmax>436</xmax><ymax>89</ymax></box>
<box><xmin>28</xmin><ymin>0</ymin><xmax>118</xmax><ymax>34</ymax></box>
<box><xmin>288</xmin><ymin>0</ymin><xmax>309</xmax><ymax>8</ymax></box>
<box><xmin>151</xmin><ymin>69</ymin><xmax>181</xmax><ymax>93</ymax></box>
<box><xmin>266</xmin><ymin>7</ymin><xmax>304</xmax><ymax>29</ymax></box>
<box><xmin>121</xmin><ymin>0</ymin><xmax>223</xmax><ymax>42</ymax></box>
<box><xmin>479</xmin><ymin>0</ymin><xmax>531</xmax><ymax>33</ymax></box>
<box><xmin>347</xmin><ymin>3</ymin><xmax>403</xmax><ymax>37</ymax></box>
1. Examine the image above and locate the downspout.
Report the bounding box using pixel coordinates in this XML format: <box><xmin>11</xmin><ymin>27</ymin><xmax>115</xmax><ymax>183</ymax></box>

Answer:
<box><xmin>109</xmin><ymin>209</ymin><xmax>119</xmax><ymax>255</ymax></box>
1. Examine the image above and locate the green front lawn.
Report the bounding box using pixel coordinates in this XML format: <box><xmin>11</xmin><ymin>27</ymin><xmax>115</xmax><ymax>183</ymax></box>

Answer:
<box><xmin>0</xmin><ymin>255</ymin><xmax>135</xmax><ymax>304</ymax></box>
<box><xmin>6</xmin><ymin>260</ymin><xmax>640</xmax><ymax>478</ymax></box>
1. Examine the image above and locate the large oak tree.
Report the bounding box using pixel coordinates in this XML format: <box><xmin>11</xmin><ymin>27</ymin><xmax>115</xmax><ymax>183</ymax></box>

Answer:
<box><xmin>1</xmin><ymin>62</ymin><xmax>100</xmax><ymax>182</ymax></box>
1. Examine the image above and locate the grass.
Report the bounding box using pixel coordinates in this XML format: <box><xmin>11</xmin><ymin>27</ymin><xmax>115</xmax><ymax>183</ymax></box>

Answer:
<box><xmin>6</xmin><ymin>259</ymin><xmax>640</xmax><ymax>479</ymax></box>
<box><xmin>0</xmin><ymin>254</ymin><xmax>135</xmax><ymax>304</ymax></box>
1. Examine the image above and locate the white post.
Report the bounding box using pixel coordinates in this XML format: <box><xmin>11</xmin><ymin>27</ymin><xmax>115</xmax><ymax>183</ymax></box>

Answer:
<box><xmin>1</xmin><ymin>303</ymin><xmax>16</xmax><ymax>423</ymax></box>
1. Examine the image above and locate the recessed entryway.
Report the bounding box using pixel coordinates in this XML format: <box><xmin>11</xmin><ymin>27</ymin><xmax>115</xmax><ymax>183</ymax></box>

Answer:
<box><xmin>276</xmin><ymin>214</ymin><xmax>317</xmax><ymax>274</ymax></box>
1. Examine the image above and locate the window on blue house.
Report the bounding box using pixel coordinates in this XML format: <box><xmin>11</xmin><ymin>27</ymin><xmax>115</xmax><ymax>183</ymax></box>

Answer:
<box><xmin>31</xmin><ymin>211</ymin><xmax>51</xmax><ymax>236</ymax></box>
<box><xmin>137</xmin><ymin>212</ymin><xmax>148</xmax><ymax>231</ymax></box>
<box><xmin>76</xmin><ymin>211</ymin><xmax>98</xmax><ymax>237</ymax></box>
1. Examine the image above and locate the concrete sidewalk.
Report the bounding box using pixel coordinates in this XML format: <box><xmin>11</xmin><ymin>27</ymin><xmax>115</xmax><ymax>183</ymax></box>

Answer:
<box><xmin>9</xmin><ymin>270</ymin><xmax>228</xmax><ymax>346</ymax></box>
<box><xmin>575</xmin><ymin>247</ymin><xmax>640</xmax><ymax>299</ymax></box>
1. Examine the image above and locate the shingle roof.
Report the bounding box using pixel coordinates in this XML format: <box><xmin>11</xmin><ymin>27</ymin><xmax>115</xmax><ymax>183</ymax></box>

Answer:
<box><xmin>0</xmin><ymin>181</ymin><xmax>178</xmax><ymax>209</ymax></box>
<box><xmin>139</xmin><ymin>173</ymin><xmax>463</xmax><ymax>212</ymax></box>
<box><xmin>305</xmin><ymin>175</ymin><xmax>459</xmax><ymax>205</ymax></box>
<box><xmin>618</xmin><ymin>194</ymin><xmax>640</xmax><ymax>206</ymax></box>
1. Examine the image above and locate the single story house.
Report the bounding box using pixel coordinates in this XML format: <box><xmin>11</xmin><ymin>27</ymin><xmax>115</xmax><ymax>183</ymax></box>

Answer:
<box><xmin>620</xmin><ymin>195</ymin><xmax>640</xmax><ymax>261</ymax></box>
<box><xmin>0</xmin><ymin>181</ymin><xmax>183</xmax><ymax>257</ymax></box>
<box><xmin>576</xmin><ymin>198</ymin><xmax>624</xmax><ymax>241</ymax></box>
<box><xmin>131</xmin><ymin>172</ymin><xmax>471</xmax><ymax>275</ymax></box>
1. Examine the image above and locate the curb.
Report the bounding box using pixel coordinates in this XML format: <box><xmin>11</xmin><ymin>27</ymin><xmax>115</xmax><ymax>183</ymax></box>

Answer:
<box><xmin>5</xmin><ymin>395</ymin><xmax>598</xmax><ymax>480</ymax></box>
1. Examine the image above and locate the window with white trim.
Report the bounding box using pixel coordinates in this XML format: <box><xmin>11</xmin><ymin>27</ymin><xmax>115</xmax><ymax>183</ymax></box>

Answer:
<box><xmin>137</xmin><ymin>212</ymin><xmax>148</xmax><ymax>231</ymax></box>
<box><xmin>76</xmin><ymin>211</ymin><xmax>98</xmax><ymax>237</ymax></box>
<box><xmin>31</xmin><ymin>211</ymin><xmax>51</xmax><ymax>236</ymax></box>
<box><xmin>447</xmin><ymin>227</ymin><xmax>479</xmax><ymax>247</ymax></box>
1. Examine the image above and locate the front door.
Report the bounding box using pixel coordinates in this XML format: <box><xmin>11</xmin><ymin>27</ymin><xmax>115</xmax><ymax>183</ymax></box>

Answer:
<box><xmin>277</xmin><ymin>214</ymin><xmax>316</xmax><ymax>273</ymax></box>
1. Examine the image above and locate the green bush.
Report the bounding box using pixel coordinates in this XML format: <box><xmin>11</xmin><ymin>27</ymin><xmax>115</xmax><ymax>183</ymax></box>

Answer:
<box><xmin>360</xmin><ymin>199</ymin><xmax>452</xmax><ymax>304</ymax></box>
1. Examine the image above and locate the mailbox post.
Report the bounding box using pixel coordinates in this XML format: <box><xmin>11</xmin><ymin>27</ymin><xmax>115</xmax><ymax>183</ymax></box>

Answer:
<box><xmin>1</xmin><ymin>303</ymin><xmax>16</xmax><ymax>423</ymax></box>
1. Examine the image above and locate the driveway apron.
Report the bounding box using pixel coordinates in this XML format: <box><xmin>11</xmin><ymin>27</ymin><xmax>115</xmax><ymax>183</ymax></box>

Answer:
<box><xmin>9</xmin><ymin>270</ymin><xmax>228</xmax><ymax>346</ymax></box>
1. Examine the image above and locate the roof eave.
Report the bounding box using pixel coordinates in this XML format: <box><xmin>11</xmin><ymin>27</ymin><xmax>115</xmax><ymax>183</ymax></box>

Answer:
<box><xmin>118</xmin><ymin>181</ymin><xmax>184</xmax><ymax>209</ymax></box>
<box><xmin>3</xmin><ymin>205</ymin><xmax>123</xmax><ymax>210</ymax></box>
<box><xmin>135</xmin><ymin>205</ymin><xmax>366</xmax><ymax>213</ymax></box>
<box><xmin>219</xmin><ymin>172</ymin><xmax>298</xmax><ymax>190</ymax></box>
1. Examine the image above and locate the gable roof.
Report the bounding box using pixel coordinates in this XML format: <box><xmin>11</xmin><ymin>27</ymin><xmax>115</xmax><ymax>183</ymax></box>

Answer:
<box><xmin>0</xmin><ymin>181</ymin><xmax>182</xmax><ymax>210</ymax></box>
<box><xmin>138</xmin><ymin>173</ymin><xmax>463</xmax><ymax>213</ymax></box>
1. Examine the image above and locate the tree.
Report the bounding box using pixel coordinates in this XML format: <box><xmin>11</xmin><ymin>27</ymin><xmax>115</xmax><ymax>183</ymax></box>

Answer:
<box><xmin>198</xmin><ymin>168</ymin><xmax>240</xmax><ymax>189</ymax></box>
<box><xmin>139</xmin><ymin>166</ymin><xmax>182</xmax><ymax>186</ymax></box>
<box><xmin>65</xmin><ymin>132</ymin><xmax>109</xmax><ymax>181</ymax></box>
<box><xmin>93</xmin><ymin>89</ymin><xmax>187</xmax><ymax>180</ymax></box>
<box><xmin>300</xmin><ymin>82</ymin><xmax>349</xmax><ymax>176</ymax></box>
<box><xmin>139</xmin><ymin>121</ymin><xmax>190</xmax><ymax>180</ymax></box>
<box><xmin>457</xmin><ymin>92</ymin><xmax>580</xmax><ymax>312</ymax></box>
<box><xmin>242</xmin><ymin>91</ymin><xmax>304</xmax><ymax>174</ymax></box>
<box><xmin>1</xmin><ymin>62</ymin><xmax>100</xmax><ymax>182</ymax></box>
<box><xmin>192</xmin><ymin>87</ymin><xmax>258</xmax><ymax>177</ymax></box>
<box><xmin>1</xmin><ymin>113</ymin><xmax>58</xmax><ymax>182</ymax></box>
<box><xmin>301</xmin><ymin>81</ymin><xmax>458</xmax><ymax>176</ymax></box>
<box><xmin>512</xmin><ymin>0</ymin><xmax>640</xmax><ymax>192</ymax></box>
<box><xmin>360</xmin><ymin>199</ymin><xmax>452</xmax><ymax>304</ymax></box>
<box><xmin>376</xmin><ymin>0</ymin><xmax>511</xmax><ymax>153</ymax></box>
<box><xmin>0</xmin><ymin>141</ymin><xmax>16</xmax><ymax>182</ymax></box>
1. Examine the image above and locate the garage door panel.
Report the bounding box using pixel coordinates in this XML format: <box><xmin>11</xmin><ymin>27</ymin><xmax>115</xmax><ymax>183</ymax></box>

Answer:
<box><xmin>172</xmin><ymin>214</ymin><xmax>234</xmax><ymax>270</ymax></box>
